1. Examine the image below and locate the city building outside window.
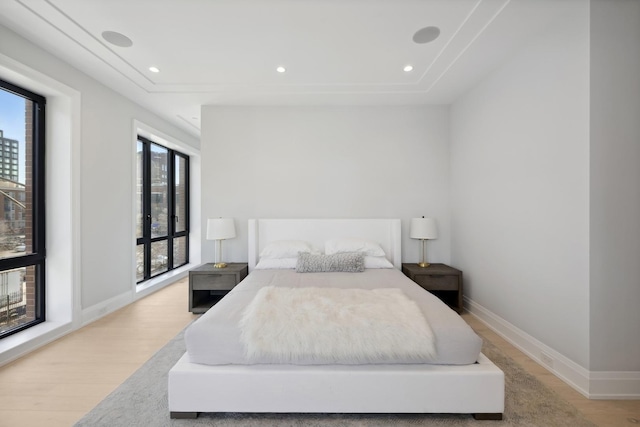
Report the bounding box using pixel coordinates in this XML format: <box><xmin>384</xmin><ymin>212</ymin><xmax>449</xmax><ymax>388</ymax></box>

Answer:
<box><xmin>0</xmin><ymin>78</ymin><xmax>46</xmax><ymax>338</ymax></box>
<box><xmin>136</xmin><ymin>136</ymin><xmax>189</xmax><ymax>283</ymax></box>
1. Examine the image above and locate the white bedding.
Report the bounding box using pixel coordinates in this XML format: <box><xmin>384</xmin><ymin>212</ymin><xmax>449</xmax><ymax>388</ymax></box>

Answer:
<box><xmin>185</xmin><ymin>268</ymin><xmax>482</xmax><ymax>366</ymax></box>
<box><xmin>239</xmin><ymin>286</ymin><xmax>436</xmax><ymax>364</ymax></box>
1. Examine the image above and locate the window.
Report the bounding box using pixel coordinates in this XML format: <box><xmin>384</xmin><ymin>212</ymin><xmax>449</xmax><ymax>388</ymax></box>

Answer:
<box><xmin>136</xmin><ymin>136</ymin><xmax>189</xmax><ymax>283</ymax></box>
<box><xmin>0</xmin><ymin>78</ymin><xmax>46</xmax><ymax>339</ymax></box>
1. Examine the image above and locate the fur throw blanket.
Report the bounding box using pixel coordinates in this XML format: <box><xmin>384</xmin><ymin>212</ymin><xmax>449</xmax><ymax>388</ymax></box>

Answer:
<box><xmin>239</xmin><ymin>286</ymin><xmax>436</xmax><ymax>364</ymax></box>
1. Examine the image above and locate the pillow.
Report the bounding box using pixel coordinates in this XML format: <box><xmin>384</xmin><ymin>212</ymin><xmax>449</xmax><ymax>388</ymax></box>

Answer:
<box><xmin>325</xmin><ymin>237</ymin><xmax>386</xmax><ymax>257</ymax></box>
<box><xmin>364</xmin><ymin>256</ymin><xmax>394</xmax><ymax>269</ymax></box>
<box><xmin>254</xmin><ymin>258</ymin><xmax>297</xmax><ymax>269</ymax></box>
<box><xmin>296</xmin><ymin>252</ymin><xmax>365</xmax><ymax>273</ymax></box>
<box><xmin>259</xmin><ymin>240</ymin><xmax>316</xmax><ymax>259</ymax></box>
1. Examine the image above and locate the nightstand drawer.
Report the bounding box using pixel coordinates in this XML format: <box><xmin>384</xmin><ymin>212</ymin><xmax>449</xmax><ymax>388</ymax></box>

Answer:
<box><xmin>192</xmin><ymin>274</ymin><xmax>237</xmax><ymax>290</ymax></box>
<box><xmin>414</xmin><ymin>274</ymin><xmax>458</xmax><ymax>291</ymax></box>
<box><xmin>188</xmin><ymin>263</ymin><xmax>248</xmax><ymax>313</ymax></box>
<box><xmin>402</xmin><ymin>263</ymin><xmax>463</xmax><ymax>314</ymax></box>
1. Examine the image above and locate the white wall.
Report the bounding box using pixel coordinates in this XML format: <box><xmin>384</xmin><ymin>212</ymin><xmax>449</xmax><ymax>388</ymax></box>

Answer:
<box><xmin>0</xmin><ymin>23</ymin><xmax>198</xmax><ymax>363</ymax></box>
<box><xmin>201</xmin><ymin>106</ymin><xmax>450</xmax><ymax>265</ymax></box>
<box><xmin>450</xmin><ymin>3</ymin><xmax>591</xmax><ymax>370</ymax></box>
<box><xmin>589</xmin><ymin>0</ymin><xmax>640</xmax><ymax>373</ymax></box>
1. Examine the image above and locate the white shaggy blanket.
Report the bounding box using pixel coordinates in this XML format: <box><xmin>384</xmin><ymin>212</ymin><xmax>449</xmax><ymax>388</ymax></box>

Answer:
<box><xmin>239</xmin><ymin>286</ymin><xmax>436</xmax><ymax>364</ymax></box>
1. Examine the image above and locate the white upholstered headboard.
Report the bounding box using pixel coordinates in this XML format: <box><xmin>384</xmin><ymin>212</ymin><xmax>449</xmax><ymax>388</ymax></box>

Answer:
<box><xmin>248</xmin><ymin>218</ymin><xmax>402</xmax><ymax>271</ymax></box>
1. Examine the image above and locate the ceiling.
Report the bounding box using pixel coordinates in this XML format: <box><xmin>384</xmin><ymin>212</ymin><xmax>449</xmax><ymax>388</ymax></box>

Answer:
<box><xmin>0</xmin><ymin>0</ymin><xmax>572</xmax><ymax>138</ymax></box>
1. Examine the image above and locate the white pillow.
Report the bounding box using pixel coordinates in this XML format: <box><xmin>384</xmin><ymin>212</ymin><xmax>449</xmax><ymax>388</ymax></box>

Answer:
<box><xmin>325</xmin><ymin>238</ymin><xmax>386</xmax><ymax>257</ymax></box>
<box><xmin>259</xmin><ymin>240</ymin><xmax>315</xmax><ymax>259</ymax></box>
<box><xmin>364</xmin><ymin>256</ymin><xmax>394</xmax><ymax>269</ymax></box>
<box><xmin>254</xmin><ymin>258</ymin><xmax>297</xmax><ymax>269</ymax></box>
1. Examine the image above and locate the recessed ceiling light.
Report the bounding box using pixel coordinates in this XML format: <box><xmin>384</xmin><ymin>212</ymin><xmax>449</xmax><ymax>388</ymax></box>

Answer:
<box><xmin>149</xmin><ymin>66</ymin><xmax>160</xmax><ymax>73</ymax></box>
<box><xmin>412</xmin><ymin>26</ymin><xmax>441</xmax><ymax>44</ymax></box>
<box><xmin>404</xmin><ymin>65</ymin><xmax>414</xmax><ymax>72</ymax></box>
<box><xmin>276</xmin><ymin>66</ymin><xmax>286</xmax><ymax>73</ymax></box>
<box><xmin>101</xmin><ymin>31</ymin><xmax>133</xmax><ymax>48</ymax></box>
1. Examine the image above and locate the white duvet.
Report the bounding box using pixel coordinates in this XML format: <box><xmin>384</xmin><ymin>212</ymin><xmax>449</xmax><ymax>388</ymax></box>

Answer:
<box><xmin>185</xmin><ymin>268</ymin><xmax>482</xmax><ymax>366</ymax></box>
<box><xmin>239</xmin><ymin>286</ymin><xmax>437</xmax><ymax>364</ymax></box>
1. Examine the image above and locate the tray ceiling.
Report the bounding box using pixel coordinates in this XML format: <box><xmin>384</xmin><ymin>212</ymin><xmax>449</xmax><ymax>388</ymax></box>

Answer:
<box><xmin>0</xmin><ymin>0</ymin><xmax>572</xmax><ymax>136</ymax></box>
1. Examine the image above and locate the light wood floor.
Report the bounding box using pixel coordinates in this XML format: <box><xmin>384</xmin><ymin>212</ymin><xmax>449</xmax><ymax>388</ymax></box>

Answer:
<box><xmin>0</xmin><ymin>278</ymin><xmax>638</xmax><ymax>427</ymax></box>
<box><xmin>0</xmin><ymin>277</ymin><xmax>197</xmax><ymax>427</ymax></box>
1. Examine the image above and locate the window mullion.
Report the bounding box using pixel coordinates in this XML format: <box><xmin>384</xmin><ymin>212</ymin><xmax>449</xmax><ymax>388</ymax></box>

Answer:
<box><xmin>142</xmin><ymin>140</ymin><xmax>152</xmax><ymax>280</ymax></box>
<box><xmin>167</xmin><ymin>150</ymin><xmax>175</xmax><ymax>270</ymax></box>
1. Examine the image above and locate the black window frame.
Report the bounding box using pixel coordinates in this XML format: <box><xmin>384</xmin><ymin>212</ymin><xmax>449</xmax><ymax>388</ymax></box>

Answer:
<box><xmin>136</xmin><ymin>135</ymin><xmax>189</xmax><ymax>283</ymax></box>
<box><xmin>0</xmin><ymin>78</ymin><xmax>46</xmax><ymax>339</ymax></box>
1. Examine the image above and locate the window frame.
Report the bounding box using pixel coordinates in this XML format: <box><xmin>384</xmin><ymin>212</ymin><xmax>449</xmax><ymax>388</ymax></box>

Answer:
<box><xmin>0</xmin><ymin>78</ymin><xmax>46</xmax><ymax>339</ymax></box>
<box><xmin>136</xmin><ymin>135</ymin><xmax>189</xmax><ymax>283</ymax></box>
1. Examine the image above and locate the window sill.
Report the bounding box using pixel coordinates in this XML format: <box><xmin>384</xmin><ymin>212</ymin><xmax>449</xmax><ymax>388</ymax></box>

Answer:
<box><xmin>135</xmin><ymin>263</ymin><xmax>193</xmax><ymax>300</ymax></box>
<box><xmin>0</xmin><ymin>319</ymin><xmax>74</xmax><ymax>367</ymax></box>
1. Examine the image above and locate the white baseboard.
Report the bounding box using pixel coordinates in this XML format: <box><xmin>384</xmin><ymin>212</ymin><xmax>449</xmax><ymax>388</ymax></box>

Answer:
<box><xmin>465</xmin><ymin>297</ymin><xmax>640</xmax><ymax>399</ymax></box>
<box><xmin>81</xmin><ymin>268</ymin><xmax>190</xmax><ymax>327</ymax></box>
<box><xmin>81</xmin><ymin>290</ymin><xmax>134</xmax><ymax>327</ymax></box>
<box><xmin>589</xmin><ymin>371</ymin><xmax>640</xmax><ymax>399</ymax></box>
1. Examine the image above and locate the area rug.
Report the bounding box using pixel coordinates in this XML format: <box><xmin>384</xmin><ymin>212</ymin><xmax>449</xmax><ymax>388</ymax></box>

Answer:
<box><xmin>74</xmin><ymin>326</ymin><xmax>596</xmax><ymax>427</ymax></box>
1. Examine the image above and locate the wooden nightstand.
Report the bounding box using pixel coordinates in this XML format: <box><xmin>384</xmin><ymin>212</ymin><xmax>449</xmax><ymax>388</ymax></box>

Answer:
<box><xmin>189</xmin><ymin>263</ymin><xmax>248</xmax><ymax>313</ymax></box>
<box><xmin>402</xmin><ymin>263</ymin><xmax>463</xmax><ymax>314</ymax></box>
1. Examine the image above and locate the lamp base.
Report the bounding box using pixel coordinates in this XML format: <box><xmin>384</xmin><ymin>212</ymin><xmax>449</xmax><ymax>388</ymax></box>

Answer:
<box><xmin>417</xmin><ymin>262</ymin><xmax>431</xmax><ymax>268</ymax></box>
<box><xmin>213</xmin><ymin>262</ymin><xmax>228</xmax><ymax>268</ymax></box>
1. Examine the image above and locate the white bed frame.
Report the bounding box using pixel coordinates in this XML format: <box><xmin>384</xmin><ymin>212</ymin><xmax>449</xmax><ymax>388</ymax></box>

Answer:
<box><xmin>168</xmin><ymin>219</ymin><xmax>504</xmax><ymax>420</ymax></box>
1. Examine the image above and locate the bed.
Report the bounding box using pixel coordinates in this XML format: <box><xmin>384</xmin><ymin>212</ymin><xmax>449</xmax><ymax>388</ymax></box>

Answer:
<box><xmin>168</xmin><ymin>219</ymin><xmax>504</xmax><ymax>419</ymax></box>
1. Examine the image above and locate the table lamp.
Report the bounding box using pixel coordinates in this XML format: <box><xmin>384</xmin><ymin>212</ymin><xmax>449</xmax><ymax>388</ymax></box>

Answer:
<box><xmin>410</xmin><ymin>217</ymin><xmax>438</xmax><ymax>268</ymax></box>
<box><xmin>206</xmin><ymin>218</ymin><xmax>236</xmax><ymax>268</ymax></box>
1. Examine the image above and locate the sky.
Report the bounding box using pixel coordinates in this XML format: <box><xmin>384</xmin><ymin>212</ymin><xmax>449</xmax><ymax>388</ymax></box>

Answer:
<box><xmin>0</xmin><ymin>89</ymin><xmax>27</xmax><ymax>184</ymax></box>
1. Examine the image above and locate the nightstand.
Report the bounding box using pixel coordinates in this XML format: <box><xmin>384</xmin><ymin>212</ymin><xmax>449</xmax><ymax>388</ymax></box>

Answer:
<box><xmin>189</xmin><ymin>263</ymin><xmax>248</xmax><ymax>313</ymax></box>
<box><xmin>402</xmin><ymin>263</ymin><xmax>463</xmax><ymax>314</ymax></box>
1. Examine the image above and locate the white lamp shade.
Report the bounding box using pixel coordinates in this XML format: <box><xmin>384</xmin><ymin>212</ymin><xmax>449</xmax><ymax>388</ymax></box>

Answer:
<box><xmin>206</xmin><ymin>218</ymin><xmax>236</xmax><ymax>240</ymax></box>
<box><xmin>410</xmin><ymin>217</ymin><xmax>438</xmax><ymax>239</ymax></box>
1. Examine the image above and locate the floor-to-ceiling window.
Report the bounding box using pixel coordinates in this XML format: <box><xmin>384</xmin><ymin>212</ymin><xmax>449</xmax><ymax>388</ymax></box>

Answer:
<box><xmin>0</xmin><ymin>78</ymin><xmax>46</xmax><ymax>338</ymax></box>
<box><xmin>136</xmin><ymin>135</ymin><xmax>189</xmax><ymax>283</ymax></box>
